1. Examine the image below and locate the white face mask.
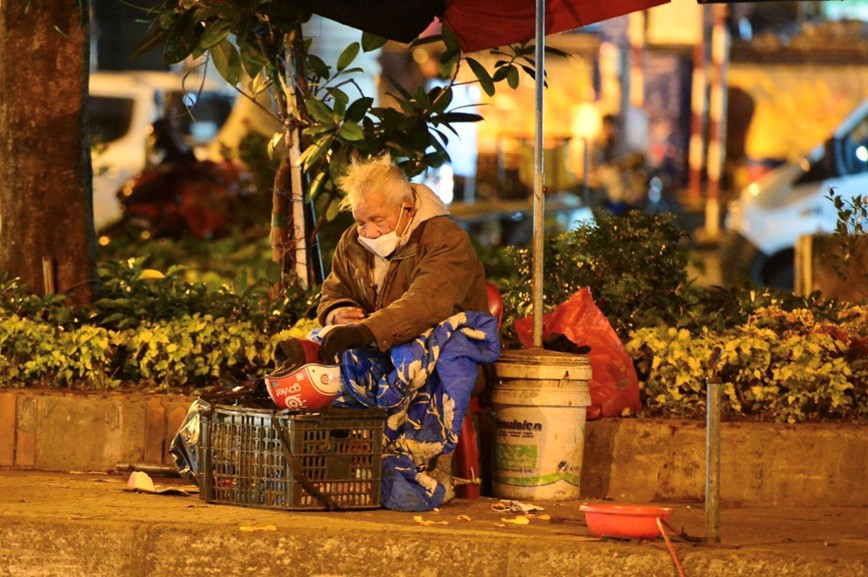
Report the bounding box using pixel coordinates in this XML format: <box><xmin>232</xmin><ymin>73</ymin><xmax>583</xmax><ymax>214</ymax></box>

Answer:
<box><xmin>358</xmin><ymin>205</ymin><xmax>408</xmax><ymax>258</ymax></box>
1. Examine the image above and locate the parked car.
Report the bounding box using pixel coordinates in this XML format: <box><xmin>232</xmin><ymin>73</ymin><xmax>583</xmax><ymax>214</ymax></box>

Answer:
<box><xmin>721</xmin><ymin>99</ymin><xmax>868</xmax><ymax>290</ymax></box>
<box><xmin>89</xmin><ymin>71</ymin><xmax>236</xmax><ymax>230</ymax></box>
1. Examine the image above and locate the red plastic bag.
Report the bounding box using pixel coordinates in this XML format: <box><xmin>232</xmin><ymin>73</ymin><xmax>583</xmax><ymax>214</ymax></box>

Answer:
<box><xmin>514</xmin><ymin>288</ymin><xmax>641</xmax><ymax>420</ymax></box>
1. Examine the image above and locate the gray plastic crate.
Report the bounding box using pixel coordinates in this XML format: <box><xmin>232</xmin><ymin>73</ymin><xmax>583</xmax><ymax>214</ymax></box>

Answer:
<box><xmin>199</xmin><ymin>403</ymin><xmax>385</xmax><ymax>510</ymax></box>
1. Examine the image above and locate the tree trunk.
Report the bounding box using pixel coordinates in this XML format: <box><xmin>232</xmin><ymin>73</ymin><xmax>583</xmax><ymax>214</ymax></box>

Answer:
<box><xmin>0</xmin><ymin>1</ymin><xmax>96</xmax><ymax>305</ymax></box>
<box><xmin>270</xmin><ymin>26</ymin><xmax>316</xmax><ymax>292</ymax></box>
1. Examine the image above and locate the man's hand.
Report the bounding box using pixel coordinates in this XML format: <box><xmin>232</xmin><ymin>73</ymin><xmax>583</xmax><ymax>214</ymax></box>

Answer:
<box><xmin>319</xmin><ymin>324</ymin><xmax>375</xmax><ymax>363</ymax></box>
<box><xmin>330</xmin><ymin>306</ymin><xmax>367</xmax><ymax>325</ymax></box>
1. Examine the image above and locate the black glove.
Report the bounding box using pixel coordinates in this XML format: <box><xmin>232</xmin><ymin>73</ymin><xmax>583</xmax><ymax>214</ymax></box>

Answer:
<box><xmin>274</xmin><ymin>338</ymin><xmax>307</xmax><ymax>373</ymax></box>
<box><xmin>319</xmin><ymin>324</ymin><xmax>374</xmax><ymax>363</ymax></box>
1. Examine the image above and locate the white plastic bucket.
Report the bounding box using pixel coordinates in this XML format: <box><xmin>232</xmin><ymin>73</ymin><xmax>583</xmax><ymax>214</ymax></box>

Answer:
<box><xmin>492</xmin><ymin>348</ymin><xmax>592</xmax><ymax>500</ymax></box>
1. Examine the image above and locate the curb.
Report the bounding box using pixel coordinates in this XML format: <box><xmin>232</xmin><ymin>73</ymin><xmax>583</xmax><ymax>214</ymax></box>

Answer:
<box><xmin>1</xmin><ymin>389</ymin><xmax>865</xmax><ymax>507</ymax></box>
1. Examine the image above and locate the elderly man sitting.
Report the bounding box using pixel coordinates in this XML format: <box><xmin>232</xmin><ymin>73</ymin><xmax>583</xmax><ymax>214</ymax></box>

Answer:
<box><xmin>310</xmin><ymin>155</ymin><xmax>500</xmax><ymax>511</ymax></box>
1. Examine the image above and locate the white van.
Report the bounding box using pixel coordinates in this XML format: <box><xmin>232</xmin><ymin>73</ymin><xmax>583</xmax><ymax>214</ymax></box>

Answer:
<box><xmin>721</xmin><ymin>99</ymin><xmax>868</xmax><ymax>289</ymax></box>
<box><xmin>89</xmin><ymin>71</ymin><xmax>236</xmax><ymax>229</ymax></box>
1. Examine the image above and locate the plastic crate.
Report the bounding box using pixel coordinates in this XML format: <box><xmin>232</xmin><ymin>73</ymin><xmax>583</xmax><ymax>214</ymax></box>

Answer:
<box><xmin>198</xmin><ymin>403</ymin><xmax>385</xmax><ymax>510</ymax></box>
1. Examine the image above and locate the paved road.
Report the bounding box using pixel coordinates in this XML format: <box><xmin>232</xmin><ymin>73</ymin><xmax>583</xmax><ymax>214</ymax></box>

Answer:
<box><xmin>1</xmin><ymin>470</ymin><xmax>865</xmax><ymax>577</ymax></box>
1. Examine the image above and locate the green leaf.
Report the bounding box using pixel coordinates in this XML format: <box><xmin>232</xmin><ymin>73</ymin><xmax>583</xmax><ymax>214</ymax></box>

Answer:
<box><xmin>336</xmin><ymin>42</ymin><xmax>360</xmax><ymax>72</ymax></box>
<box><xmin>239</xmin><ymin>41</ymin><xmax>268</xmax><ymax>79</ymax></box>
<box><xmin>157</xmin><ymin>10</ymin><xmax>178</xmax><ymax>29</ymax></box>
<box><xmin>102</xmin><ymin>313</ymin><xmax>126</xmax><ymax>326</ymax></box>
<box><xmin>492</xmin><ymin>66</ymin><xmax>511</xmax><ymax>82</ymax></box>
<box><xmin>199</xmin><ymin>20</ymin><xmax>230</xmax><ymax>49</ymax></box>
<box><xmin>191</xmin><ymin>42</ymin><xmax>208</xmax><ymax>61</ymax></box>
<box><xmin>466</xmin><ymin>58</ymin><xmax>495</xmax><ymax>96</ymax></box>
<box><xmin>414</xmin><ymin>85</ymin><xmax>432</xmax><ymax>109</ymax></box>
<box><xmin>302</xmin><ymin>124</ymin><xmax>337</xmax><ymax>137</ymax></box>
<box><xmin>422</xmin><ymin>150</ymin><xmax>449</xmax><ymax>168</ymax></box>
<box><xmin>336</xmin><ymin>66</ymin><xmax>364</xmax><ymax>76</ymax></box>
<box><xmin>211</xmin><ymin>39</ymin><xmax>242</xmax><ymax>86</ymax></box>
<box><xmin>313</xmin><ymin>187</ymin><xmax>332</xmax><ymax>217</ymax></box>
<box><xmin>430</xmin><ymin>86</ymin><xmax>453</xmax><ymax>114</ymax></box>
<box><xmin>326</xmin><ymin>197</ymin><xmax>343</xmax><ymax>221</ymax></box>
<box><xmin>388</xmin><ymin>93</ymin><xmax>415</xmax><ymax>115</ymax></box>
<box><xmin>361</xmin><ymin>32</ymin><xmax>388</xmax><ymax>52</ymax></box>
<box><xmin>431</xmin><ymin>127</ymin><xmax>451</xmax><ymax>146</ymax></box>
<box><xmin>164</xmin><ymin>10</ymin><xmax>199</xmax><ymax>64</ymax></box>
<box><xmin>544</xmin><ymin>45</ymin><xmax>570</xmax><ymax>58</ymax></box>
<box><xmin>337</xmin><ymin>121</ymin><xmax>364</xmax><ymax>141</ymax></box>
<box><xmin>345</xmin><ymin>97</ymin><xmax>373</xmax><ymax>122</ymax></box>
<box><xmin>297</xmin><ymin>136</ymin><xmax>333</xmax><ymax>170</ymax></box>
<box><xmin>441</xmin><ymin>25</ymin><xmax>461</xmax><ymax>53</ymax></box>
<box><xmin>165</xmin><ymin>265</ymin><xmax>187</xmax><ymax>278</ymax></box>
<box><xmin>329</xmin><ymin>148</ymin><xmax>349</xmax><ymax>182</ymax></box>
<box><xmin>268</xmin><ymin>132</ymin><xmax>284</xmax><ymax>160</ymax></box>
<box><xmin>514</xmin><ymin>42</ymin><xmax>535</xmax><ymax>58</ymax></box>
<box><xmin>507</xmin><ymin>66</ymin><xmax>520</xmax><ymax>89</ymax></box>
<box><xmin>304</xmin><ymin>98</ymin><xmax>336</xmax><ymax>124</ymax></box>
<box><xmin>435</xmin><ymin>112</ymin><xmax>483</xmax><ymax>124</ymax></box>
<box><xmin>308</xmin><ymin>168</ymin><xmax>328</xmax><ymax>197</ymax></box>
<box><xmin>406</xmin><ymin>122</ymin><xmax>432</xmax><ymax>150</ymax></box>
<box><xmin>93</xmin><ymin>298</ymin><xmax>122</xmax><ymax>309</ymax></box>
<box><xmin>439</xmin><ymin>52</ymin><xmax>459</xmax><ymax>79</ymax></box>
<box><xmin>400</xmin><ymin>158</ymin><xmax>425</xmax><ymax>178</ymax></box>
<box><xmin>306</xmin><ymin>54</ymin><xmax>331</xmax><ymax>80</ymax></box>
<box><xmin>330</xmin><ymin>89</ymin><xmax>349</xmax><ymax>118</ymax></box>
<box><xmin>386</xmin><ymin>77</ymin><xmax>413</xmax><ymax>101</ymax></box>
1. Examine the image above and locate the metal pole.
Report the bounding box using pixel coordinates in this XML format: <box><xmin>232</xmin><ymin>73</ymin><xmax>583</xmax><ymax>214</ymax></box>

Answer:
<box><xmin>687</xmin><ymin>7</ymin><xmax>708</xmax><ymax>205</ymax></box>
<box><xmin>531</xmin><ymin>0</ymin><xmax>546</xmax><ymax>348</ymax></box>
<box><xmin>705</xmin><ymin>346</ymin><xmax>722</xmax><ymax>544</ymax></box>
<box><xmin>705</xmin><ymin>3</ymin><xmax>730</xmax><ymax>238</ymax></box>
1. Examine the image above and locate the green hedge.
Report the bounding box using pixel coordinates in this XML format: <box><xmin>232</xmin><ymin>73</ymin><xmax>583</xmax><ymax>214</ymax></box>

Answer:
<box><xmin>0</xmin><ymin>259</ymin><xmax>319</xmax><ymax>393</ymax></box>
<box><xmin>628</xmin><ymin>305</ymin><xmax>868</xmax><ymax>423</ymax></box>
<box><xmin>0</xmin><ymin>313</ymin><xmax>268</xmax><ymax>391</ymax></box>
<box><xmin>2</xmin><ymin>205</ymin><xmax>865</xmax><ymax>422</ymax></box>
<box><xmin>3</xmin><ymin>280</ymin><xmax>865</xmax><ymax>422</ymax></box>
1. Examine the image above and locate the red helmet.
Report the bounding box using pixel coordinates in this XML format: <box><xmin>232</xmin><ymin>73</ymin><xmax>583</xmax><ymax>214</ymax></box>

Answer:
<box><xmin>266</xmin><ymin>339</ymin><xmax>341</xmax><ymax>410</ymax></box>
<box><xmin>265</xmin><ymin>362</ymin><xmax>342</xmax><ymax>410</ymax></box>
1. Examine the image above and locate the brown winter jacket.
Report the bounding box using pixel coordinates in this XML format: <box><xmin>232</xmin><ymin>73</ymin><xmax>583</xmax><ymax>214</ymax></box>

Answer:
<box><xmin>317</xmin><ymin>213</ymin><xmax>488</xmax><ymax>352</ymax></box>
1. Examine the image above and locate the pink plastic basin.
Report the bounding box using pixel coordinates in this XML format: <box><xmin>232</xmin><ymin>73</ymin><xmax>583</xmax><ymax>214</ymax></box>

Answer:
<box><xmin>580</xmin><ymin>503</ymin><xmax>673</xmax><ymax>540</ymax></box>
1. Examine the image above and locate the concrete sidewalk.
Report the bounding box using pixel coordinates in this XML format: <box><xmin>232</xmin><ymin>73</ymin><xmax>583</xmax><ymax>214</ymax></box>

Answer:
<box><xmin>1</xmin><ymin>469</ymin><xmax>865</xmax><ymax>577</ymax></box>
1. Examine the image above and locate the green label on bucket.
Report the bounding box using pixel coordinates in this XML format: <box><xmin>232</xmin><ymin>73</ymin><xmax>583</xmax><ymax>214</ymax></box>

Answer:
<box><xmin>495</xmin><ymin>471</ymin><xmax>582</xmax><ymax>487</ymax></box>
<box><xmin>495</xmin><ymin>443</ymin><xmax>537</xmax><ymax>472</ymax></box>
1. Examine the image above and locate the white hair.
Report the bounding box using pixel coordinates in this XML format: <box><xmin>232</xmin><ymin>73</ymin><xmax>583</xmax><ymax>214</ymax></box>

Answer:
<box><xmin>336</xmin><ymin>155</ymin><xmax>413</xmax><ymax>212</ymax></box>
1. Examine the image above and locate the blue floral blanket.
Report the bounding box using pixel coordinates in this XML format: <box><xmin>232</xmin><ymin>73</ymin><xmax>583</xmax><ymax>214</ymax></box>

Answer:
<box><xmin>319</xmin><ymin>311</ymin><xmax>500</xmax><ymax>511</ymax></box>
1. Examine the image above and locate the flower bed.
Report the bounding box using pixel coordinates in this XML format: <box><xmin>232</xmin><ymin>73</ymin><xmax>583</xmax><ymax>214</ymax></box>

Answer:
<box><xmin>628</xmin><ymin>305</ymin><xmax>868</xmax><ymax>423</ymax></box>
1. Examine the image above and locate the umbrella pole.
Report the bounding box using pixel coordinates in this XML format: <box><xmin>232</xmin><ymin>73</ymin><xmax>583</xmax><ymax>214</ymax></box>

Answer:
<box><xmin>531</xmin><ymin>0</ymin><xmax>546</xmax><ymax>348</ymax></box>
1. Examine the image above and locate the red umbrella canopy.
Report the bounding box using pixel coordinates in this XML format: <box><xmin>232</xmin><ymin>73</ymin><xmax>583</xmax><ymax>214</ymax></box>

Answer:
<box><xmin>444</xmin><ymin>0</ymin><xmax>669</xmax><ymax>52</ymax></box>
<box><xmin>292</xmin><ymin>0</ymin><xmax>669</xmax><ymax>52</ymax></box>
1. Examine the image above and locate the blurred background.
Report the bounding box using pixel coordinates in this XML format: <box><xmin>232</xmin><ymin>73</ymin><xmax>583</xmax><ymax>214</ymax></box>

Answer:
<box><xmin>88</xmin><ymin>0</ymin><xmax>868</xmax><ymax>290</ymax></box>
